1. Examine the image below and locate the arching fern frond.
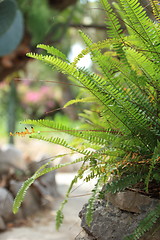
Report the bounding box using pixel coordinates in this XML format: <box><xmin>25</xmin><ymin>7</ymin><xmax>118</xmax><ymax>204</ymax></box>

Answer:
<box><xmin>85</xmin><ymin>179</ymin><xmax>101</xmax><ymax>226</ymax></box>
<box><xmin>100</xmin><ymin>173</ymin><xmax>145</xmax><ymax>196</ymax></box>
<box><xmin>149</xmin><ymin>0</ymin><xmax>160</xmax><ymax>22</ymax></box>
<box><xmin>63</xmin><ymin>97</ymin><xmax>95</xmax><ymax>108</ymax></box>
<box><xmin>37</xmin><ymin>44</ymin><xmax>69</xmax><ymax>62</ymax></box>
<box><xmin>56</xmin><ymin>163</ymin><xmax>89</xmax><ymax>230</ymax></box>
<box><xmin>12</xmin><ymin>177</ymin><xmax>35</xmax><ymax>214</ymax></box>
<box><xmin>30</xmin><ymin>133</ymin><xmax>92</xmax><ymax>156</ymax></box>
<box><xmin>119</xmin><ymin>0</ymin><xmax>160</xmax><ymax>61</ymax></box>
<box><xmin>100</xmin><ymin>0</ymin><xmax>123</xmax><ymax>38</ymax></box>
<box><xmin>124</xmin><ymin>203</ymin><xmax>160</xmax><ymax>240</ymax></box>
<box><xmin>13</xmin><ymin>155</ymin><xmax>85</xmax><ymax>214</ymax></box>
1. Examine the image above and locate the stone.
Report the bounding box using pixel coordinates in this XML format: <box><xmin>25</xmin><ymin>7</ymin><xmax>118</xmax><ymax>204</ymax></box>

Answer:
<box><xmin>0</xmin><ymin>216</ymin><xmax>6</xmax><ymax>231</ymax></box>
<box><xmin>39</xmin><ymin>172</ymin><xmax>58</xmax><ymax>197</ymax></box>
<box><xmin>28</xmin><ymin>154</ymin><xmax>59</xmax><ymax>197</ymax></box>
<box><xmin>33</xmin><ymin>181</ymin><xmax>54</xmax><ymax>208</ymax></box>
<box><xmin>0</xmin><ymin>144</ymin><xmax>26</xmax><ymax>172</ymax></box>
<box><xmin>28</xmin><ymin>154</ymin><xmax>52</xmax><ymax>174</ymax></box>
<box><xmin>75</xmin><ymin>230</ymin><xmax>95</xmax><ymax>240</ymax></box>
<box><xmin>0</xmin><ymin>188</ymin><xmax>14</xmax><ymax>223</ymax></box>
<box><xmin>77</xmin><ymin>195</ymin><xmax>160</xmax><ymax>240</ymax></box>
<box><xmin>9</xmin><ymin>180</ymin><xmax>41</xmax><ymax>217</ymax></box>
<box><xmin>105</xmin><ymin>190</ymin><xmax>160</xmax><ymax>213</ymax></box>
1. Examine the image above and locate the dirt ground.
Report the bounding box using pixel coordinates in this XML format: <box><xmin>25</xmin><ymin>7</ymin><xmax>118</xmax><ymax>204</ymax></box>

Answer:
<box><xmin>0</xmin><ymin>172</ymin><xmax>95</xmax><ymax>240</ymax></box>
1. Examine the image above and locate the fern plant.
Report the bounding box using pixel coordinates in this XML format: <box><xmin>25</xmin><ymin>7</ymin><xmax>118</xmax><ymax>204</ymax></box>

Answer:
<box><xmin>12</xmin><ymin>0</ymin><xmax>160</xmax><ymax>239</ymax></box>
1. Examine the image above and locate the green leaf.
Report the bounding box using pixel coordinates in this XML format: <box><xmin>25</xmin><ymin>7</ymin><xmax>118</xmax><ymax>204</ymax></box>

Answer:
<box><xmin>64</xmin><ymin>97</ymin><xmax>95</xmax><ymax>108</ymax></box>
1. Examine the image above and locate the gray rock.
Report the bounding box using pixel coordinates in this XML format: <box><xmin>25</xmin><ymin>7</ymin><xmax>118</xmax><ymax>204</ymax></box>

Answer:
<box><xmin>0</xmin><ymin>216</ymin><xmax>6</xmax><ymax>231</ymax></box>
<box><xmin>28</xmin><ymin>154</ymin><xmax>58</xmax><ymax>197</ymax></box>
<box><xmin>33</xmin><ymin>180</ymin><xmax>54</xmax><ymax>208</ymax></box>
<box><xmin>105</xmin><ymin>190</ymin><xmax>160</xmax><ymax>213</ymax></box>
<box><xmin>78</xmin><ymin>196</ymin><xmax>160</xmax><ymax>240</ymax></box>
<box><xmin>28</xmin><ymin>154</ymin><xmax>52</xmax><ymax>174</ymax></box>
<box><xmin>0</xmin><ymin>144</ymin><xmax>26</xmax><ymax>172</ymax></box>
<box><xmin>0</xmin><ymin>188</ymin><xmax>14</xmax><ymax>223</ymax></box>
<box><xmin>75</xmin><ymin>230</ymin><xmax>95</xmax><ymax>240</ymax></box>
<box><xmin>9</xmin><ymin>180</ymin><xmax>41</xmax><ymax>217</ymax></box>
<box><xmin>39</xmin><ymin>171</ymin><xmax>58</xmax><ymax>197</ymax></box>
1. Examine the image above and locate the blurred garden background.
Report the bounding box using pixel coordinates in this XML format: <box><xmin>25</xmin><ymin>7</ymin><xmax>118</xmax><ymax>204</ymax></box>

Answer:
<box><xmin>0</xmin><ymin>0</ymin><xmax>108</xmax><ymax>144</ymax></box>
<box><xmin>0</xmin><ymin>0</ymin><xmax>105</xmax><ymax>239</ymax></box>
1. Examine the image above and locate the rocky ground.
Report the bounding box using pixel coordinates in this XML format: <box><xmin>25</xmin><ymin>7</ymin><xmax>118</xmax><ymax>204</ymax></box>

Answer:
<box><xmin>0</xmin><ymin>172</ymin><xmax>95</xmax><ymax>240</ymax></box>
<box><xmin>0</xmin><ymin>138</ymin><xmax>96</xmax><ymax>240</ymax></box>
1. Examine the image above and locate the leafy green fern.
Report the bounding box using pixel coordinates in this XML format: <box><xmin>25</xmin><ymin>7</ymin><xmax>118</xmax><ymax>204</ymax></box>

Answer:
<box><xmin>13</xmin><ymin>0</ymin><xmax>160</xmax><ymax>238</ymax></box>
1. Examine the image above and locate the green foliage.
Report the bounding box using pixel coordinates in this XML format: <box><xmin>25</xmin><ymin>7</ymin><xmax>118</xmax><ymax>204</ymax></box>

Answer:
<box><xmin>13</xmin><ymin>0</ymin><xmax>160</xmax><ymax>238</ymax></box>
<box><xmin>37</xmin><ymin>44</ymin><xmax>69</xmax><ymax>62</ymax></box>
<box><xmin>150</xmin><ymin>0</ymin><xmax>160</xmax><ymax>22</ymax></box>
<box><xmin>85</xmin><ymin>179</ymin><xmax>101</xmax><ymax>226</ymax></box>
<box><xmin>99</xmin><ymin>173</ymin><xmax>146</xmax><ymax>197</ymax></box>
<box><xmin>17</xmin><ymin>0</ymin><xmax>52</xmax><ymax>44</ymax></box>
<box><xmin>124</xmin><ymin>203</ymin><xmax>160</xmax><ymax>240</ymax></box>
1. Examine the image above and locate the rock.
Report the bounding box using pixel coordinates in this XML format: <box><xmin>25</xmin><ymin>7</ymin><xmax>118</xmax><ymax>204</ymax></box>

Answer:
<box><xmin>75</xmin><ymin>230</ymin><xmax>95</xmax><ymax>240</ymax></box>
<box><xmin>0</xmin><ymin>144</ymin><xmax>26</xmax><ymax>172</ymax></box>
<box><xmin>0</xmin><ymin>188</ymin><xmax>14</xmax><ymax>223</ymax></box>
<box><xmin>0</xmin><ymin>216</ymin><xmax>6</xmax><ymax>231</ymax></box>
<box><xmin>77</xmin><ymin>194</ymin><xmax>160</xmax><ymax>240</ymax></box>
<box><xmin>28</xmin><ymin>154</ymin><xmax>52</xmax><ymax>174</ymax></box>
<box><xmin>28</xmin><ymin>154</ymin><xmax>59</xmax><ymax>197</ymax></box>
<box><xmin>105</xmin><ymin>190</ymin><xmax>160</xmax><ymax>213</ymax></box>
<box><xmin>33</xmin><ymin>181</ymin><xmax>54</xmax><ymax>208</ymax></box>
<box><xmin>39</xmin><ymin>171</ymin><xmax>58</xmax><ymax>197</ymax></box>
<box><xmin>9</xmin><ymin>180</ymin><xmax>41</xmax><ymax>217</ymax></box>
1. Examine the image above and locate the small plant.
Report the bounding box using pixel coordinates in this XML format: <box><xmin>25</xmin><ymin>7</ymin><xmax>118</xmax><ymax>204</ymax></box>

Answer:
<box><xmin>12</xmin><ymin>0</ymin><xmax>160</xmax><ymax>239</ymax></box>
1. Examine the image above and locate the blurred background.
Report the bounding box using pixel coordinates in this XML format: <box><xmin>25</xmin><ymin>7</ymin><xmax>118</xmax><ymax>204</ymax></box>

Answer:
<box><xmin>0</xmin><ymin>0</ymin><xmax>106</xmax><ymax>239</ymax></box>
<box><xmin>0</xmin><ymin>0</ymin><xmax>152</xmax><ymax>239</ymax></box>
<box><xmin>0</xmin><ymin>0</ymin><xmax>108</xmax><ymax>144</ymax></box>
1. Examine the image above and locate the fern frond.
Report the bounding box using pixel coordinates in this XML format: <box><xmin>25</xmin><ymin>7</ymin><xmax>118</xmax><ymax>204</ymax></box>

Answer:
<box><xmin>27</xmin><ymin>49</ymin><xmax>158</xmax><ymax>151</ymax></box>
<box><xmin>37</xmin><ymin>44</ymin><xmax>69</xmax><ymax>62</ymax></box>
<box><xmin>56</xmin><ymin>209</ymin><xmax>64</xmax><ymax>230</ymax></box>
<box><xmin>56</xmin><ymin>166</ymin><xmax>87</xmax><ymax>230</ymax></box>
<box><xmin>150</xmin><ymin>0</ymin><xmax>160</xmax><ymax>22</ymax></box>
<box><xmin>78</xmin><ymin>31</ymin><xmax>123</xmax><ymax>84</ymax></box>
<box><xmin>63</xmin><ymin>97</ymin><xmax>95</xmax><ymax>108</ymax></box>
<box><xmin>13</xmin><ymin>177</ymin><xmax>35</xmax><ymax>214</ymax></box>
<box><xmin>21</xmin><ymin>119</ymin><xmax>115</xmax><ymax>147</ymax></box>
<box><xmin>101</xmin><ymin>174</ymin><xmax>145</xmax><ymax>195</ymax></box>
<box><xmin>124</xmin><ymin>203</ymin><xmax>160</xmax><ymax>240</ymax></box>
<box><xmin>13</xmin><ymin>156</ymin><xmax>85</xmax><ymax>214</ymax></box>
<box><xmin>145</xmin><ymin>141</ymin><xmax>160</xmax><ymax>191</ymax></box>
<box><xmin>72</xmin><ymin>36</ymin><xmax>121</xmax><ymax>67</ymax></box>
<box><xmin>125</xmin><ymin>47</ymin><xmax>160</xmax><ymax>90</ymax></box>
<box><xmin>30</xmin><ymin>134</ymin><xmax>92</xmax><ymax>156</ymax></box>
<box><xmin>119</xmin><ymin>0</ymin><xmax>160</xmax><ymax>61</ymax></box>
<box><xmin>85</xmin><ymin>179</ymin><xmax>101</xmax><ymax>226</ymax></box>
<box><xmin>100</xmin><ymin>0</ymin><xmax>123</xmax><ymax>38</ymax></box>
